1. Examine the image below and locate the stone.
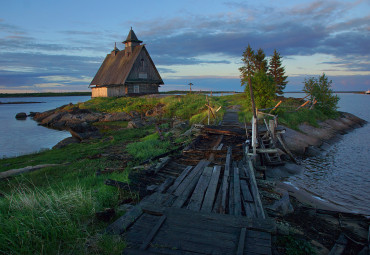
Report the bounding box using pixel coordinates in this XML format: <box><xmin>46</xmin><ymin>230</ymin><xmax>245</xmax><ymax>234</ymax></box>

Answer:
<box><xmin>15</xmin><ymin>112</ymin><xmax>27</xmax><ymax>119</ymax></box>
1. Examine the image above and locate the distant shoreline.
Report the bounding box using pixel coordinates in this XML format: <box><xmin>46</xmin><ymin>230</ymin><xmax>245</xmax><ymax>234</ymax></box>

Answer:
<box><xmin>0</xmin><ymin>92</ymin><xmax>91</xmax><ymax>98</ymax></box>
<box><xmin>0</xmin><ymin>90</ymin><xmax>366</xmax><ymax>98</ymax></box>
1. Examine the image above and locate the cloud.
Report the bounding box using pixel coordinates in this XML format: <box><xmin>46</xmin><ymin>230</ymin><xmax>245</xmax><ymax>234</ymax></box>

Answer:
<box><xmin>34</xmin><ymin>83</ymin><xmax>66</xmax><ymax>88</ymax></box>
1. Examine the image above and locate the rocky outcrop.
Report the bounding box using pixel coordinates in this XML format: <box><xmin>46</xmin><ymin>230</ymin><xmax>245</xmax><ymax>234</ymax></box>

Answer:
<box><xmin>281</xmin><ymin>112</ymin><xmax>367</xmax><ymax>156</ymax></box>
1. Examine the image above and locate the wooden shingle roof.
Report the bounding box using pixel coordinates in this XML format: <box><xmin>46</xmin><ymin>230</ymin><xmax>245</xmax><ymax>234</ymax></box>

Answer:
<box><xmin>90</xmin><ymin>45</ymin><xmax>163</xmax><ymax>87</ymax></box>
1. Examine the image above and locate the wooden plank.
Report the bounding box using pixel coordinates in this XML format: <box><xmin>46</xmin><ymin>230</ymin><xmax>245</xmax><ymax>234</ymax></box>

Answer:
<box><xmin>240</xmin><ymin>180</ymin><xmax>253</xmax><ymax>202</ymax></box>
<box><xmin>105</xmin><ymin>205</ymin><xmax>143</xmax><ymax>235</ymax></box>
<box><xmin>212</xmin><ymin>181</ymin><xmax>222</xmax><ymax>213</ymax></box>
<box><xmin>229</xmin><ymin>172</ymin><xmax>234</xmax><ymax>215</ymax></box>
<box><xmin>164</xmin><ymin>207</ymin><xmax>276</xmax><ymax>233</ymax></box>
<box><xmin>172</xmin><ymin>170</ymin><xmax>203</xmax><ymax>208</ymax></box>
<box><xmin>201</xmin><ymin>166</ymin><xmax>221</xmax><ymax>212</ymax></box>
<box><xmin>173</xmin><ymin>160</ymin><xmax>209</xmax><ymax>196</ymax></box>
<box><xmin>139</xmin><ymin>215</ymin><xmax>167</xmax><ymax>250</ymax></box>
<box><xmin>166</xmin><ymin>166</ymin><xmax>193</xmax><ymax>193</ymax></box>
<box><xmin>220</xmin><ymin>146</ymin><xmax>232</xmax><ymax>213</ymax></box>
<box><xmin>157</xmin><ymin>177</ymin><xmax>174</xmax><ymax>193</ymax></box>
<box><xmin>216</xmin><ymin>143</ymin><xmax>224</xmax><ymax>150</ymax></box>
<box><xmin>244</xmin><ymin>157</ymin><xmax>266</xmax><ymax>219</ymax></box>
<box><xmin>212</xmin><ymin>135</ymin><xmax>224</xmax><ymax>150</ymax></box>
<box><xmin>236</xmin><ymin>228</ymin><xmax>246</xmax><ymax>255</ymax></box>
<box><xmin>233</xmin><ymin>166</ymin><xmax>242</xmax><ymax>216</ymax></box>
<box><xmin>187</xmin><ymin>167</ymin><xmax>213</xmax><ymax>211</ymax></box>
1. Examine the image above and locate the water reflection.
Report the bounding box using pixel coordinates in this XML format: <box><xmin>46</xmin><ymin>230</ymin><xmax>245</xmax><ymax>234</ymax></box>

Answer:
<box><xmin>287</xmin><ymin>93</ymin><xmax>370</xmax><ymax>215</ymax></box>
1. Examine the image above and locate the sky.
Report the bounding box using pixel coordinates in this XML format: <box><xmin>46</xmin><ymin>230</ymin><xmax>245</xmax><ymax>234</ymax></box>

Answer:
<box><xmin>0</xmin><ymin>0</ymin><xmax>369</xmax><ymax>93</ymax></box>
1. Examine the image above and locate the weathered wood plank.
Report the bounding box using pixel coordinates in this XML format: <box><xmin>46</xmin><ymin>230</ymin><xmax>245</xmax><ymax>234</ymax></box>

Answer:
<box><xmin>164</xmin><ymin>207</ymin><xmax>276</xmax><ymax>233</ymax></box>
<box><xmin>166</xmin><ymin>166</ymin><xmax>193</xmax><ymax>193</ymax></box>
<box><xmin>240</xmin><ymin>180</ymin><xmax>254</xmax><ymax>202</ymax></box>
<box><xmin>157</xmin><ymin>177</ymin><xmax>174</xmax><ymax>193</ymax></box>
<box><xmin>172</xmin><ymin>170</ymin><xmax>203</xmax><ymax>208</ymax></box>
<box><xmin>236</xmin><ymin>228</ymin><xmax>246</xmax><ymax>255</ymax></box>
<box><xmin>233</xmin><ymin>166</ymin><xmax>242</xmax><ymax>216</ymax></box>
<box><xmin>201</xmin><ymin>166</ymin><xmax>221</xmax><ymax>212</ymax></box>
<box><xmin>105</xmin><ymin>205</ymin><xmax>143</xmax><ymax>235</ymax></box>
<box><xmin>220</xmin><ymin>146</ymin><xmax>232</xmax><ymax>213</ymax></box>
<box><xmin>139</xmin><ymin>215</ymin><xmax>167</xmax><ymax>250</ymax></box>
<box><xmin>229</xmin><ymin>172</ymin><xmax>234</xmax><ymax>215</ymax></box>
<box><xmin>243</xmin><ymin>158</ymin><xmax>266</xmax><ymax>219</ymax></box>
<box><xmin>173</xmin><ymin>160</ymin><xmax>209</xmax><ymax>196</ymax></box>
<box><xmin>212</xmin><ymin>181</ymin><xmax>222</xmax><ymax>213</ymax></box>
<box><xmin>187</xmin><ymin>167</ymin><xmax>213</xmax><ymax>211</ymax></box>
<box><xmin>212</xmin><ymin>135</ymin><xmax>224</xmax><ymax>150</ymax></box>
<box><xmin>328</xmin><ymin>234</ymin><xmax>347</xmax><ymax>255</ymax></box>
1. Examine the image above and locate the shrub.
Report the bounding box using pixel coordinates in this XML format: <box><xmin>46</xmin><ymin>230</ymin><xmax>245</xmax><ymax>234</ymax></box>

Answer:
<box><xmin>303</xmin><ymin>73</ymin><xmax>339</xmax><ymax>115</ymax></box>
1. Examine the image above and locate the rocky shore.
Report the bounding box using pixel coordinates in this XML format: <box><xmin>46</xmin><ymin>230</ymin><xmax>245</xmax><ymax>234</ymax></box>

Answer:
<box><xmin>280</xmin><ymin>111</ymin><xmax>367</xmax><ymax>156</ymax></box>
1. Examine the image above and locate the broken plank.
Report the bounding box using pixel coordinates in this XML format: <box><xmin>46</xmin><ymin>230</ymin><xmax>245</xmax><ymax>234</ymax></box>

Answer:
<box><xmin>166</xmin><ymin>166</ymin><xmax>193</xmax><ymax>194</ymax></box>
<box><xmin>139</xmin><ymin>215</ymin><xmax>167</xmax><ymax>250</ymax></box>
<box><xmin>187</xmin><ymin>167</ymin><xmax>213</xmax><ymax>211</ymax></box>
<box><xmin>220</xmin><ymin>146</ymin><xmax>232</xmax><ymax>213</ymax></box>
<box><xmin>233</xmin><ymin>166</ymin><xmax>242</xmax><ymax>216</ymax></box>
<box><xmin>173</xmin><ymin>160</ymin><xmax>209</xmax><ymax>196</ymax></box>
<box><xmin>244</xmin><ymin>158</ymin><xmax>266</xmax><ymax>219</ymax></box>
<box><xmin>201</xmin><ymin>166</ymin><xmax>221</xmax><ymax>212</ymax></box>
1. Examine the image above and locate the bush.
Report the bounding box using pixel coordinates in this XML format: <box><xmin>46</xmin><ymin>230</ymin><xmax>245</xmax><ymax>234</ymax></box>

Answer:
<box><xmin>303</xmin><ymin>73</ymin><xmax>339</xmax><ymax>115</ymax></box>
<box><xmin>245</xmin><ymin>70</ymin><xmax>276</xmax><ymax>109</ymax></box>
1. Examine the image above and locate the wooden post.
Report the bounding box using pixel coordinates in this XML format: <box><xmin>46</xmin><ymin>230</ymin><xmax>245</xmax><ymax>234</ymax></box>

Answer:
<box><xmin>269</xmin><ymin>119</ymin><xmax>275</xmax><ymax>140</ymax></box>
<box><xmin>210</xmin><ymin>90</ymin><xmax>213</xmax><ymax>96</ymax></box>
<box><xmin>248</xmin><ymin>76</ymin><xmax>258</xmax><ymax>158</ymax></box>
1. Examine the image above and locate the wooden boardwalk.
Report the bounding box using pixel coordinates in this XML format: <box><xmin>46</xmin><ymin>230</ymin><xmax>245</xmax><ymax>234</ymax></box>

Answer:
<box><xmin>111</xmin><ymin>109</ymin><xmax>276</xmax><ymax>254</ymax></box>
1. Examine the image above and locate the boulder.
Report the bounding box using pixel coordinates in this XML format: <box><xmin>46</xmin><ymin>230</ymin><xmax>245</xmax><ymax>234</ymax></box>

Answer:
<box><xmin>69</xmin><ymin>122</ymin><xmax>101</xmax><ymax>140</ymax></box>
<box><xmin>52</xmin><ymin>136</ymin><xmax>80</xmax><ymax>149</ymax></box>
<box><xmin>15</xmin><ymin>112</ymin><xmax>27</xmax><ymax>119</ymax></box>
<box><xmin>40</xmin><ymin>112</ymin><xmax>66</xmax><ymax>126</ymax></box>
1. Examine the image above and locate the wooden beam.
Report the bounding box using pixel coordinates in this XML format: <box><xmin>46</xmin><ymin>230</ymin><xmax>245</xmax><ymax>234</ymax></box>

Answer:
<box><xmin>220</xmin><ymin>147</ymin><xmax>232</xmax><ymax>213</ymax></box>
<box><xmin>167</xmin><ymin>166</ymin><xmax>193</xmax><ymax>193</ymax></box>
<box><xmin>187</xmin><ymin>167</ymin><xmax>213</xmax><ymax>211</ymax></box>
<box><xmin>201</xmin><ymin>166</ymin><xmax>221</xmax><ymax>212</ymax></box>
<box><xmin>233</xmin><ymin>166</ymin><xmax>242</xmax><ymax>216</ymax></box>
<box><xmin>243</xmin><ymin>158</ymin><xmax>266</xmax><ymax>219</ymax></box>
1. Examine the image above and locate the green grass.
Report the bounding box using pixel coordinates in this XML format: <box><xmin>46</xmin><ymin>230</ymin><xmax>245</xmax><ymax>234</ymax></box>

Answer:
<box><xmin>126</xmin><ymin>133</ymin><xmax>172</xmax><ymax>162</ymax></box>
<box><xmin>0</xmin><ymin>125</ymin><xmax>157</xmax><ymax>254</ymax></box>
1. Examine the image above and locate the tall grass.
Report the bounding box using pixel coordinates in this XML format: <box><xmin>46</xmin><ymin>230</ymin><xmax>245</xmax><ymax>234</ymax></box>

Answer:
<box><xmin>0</xmin><ymin>184</ymin><xmax>95</xmax><ymax>254</ymax></box>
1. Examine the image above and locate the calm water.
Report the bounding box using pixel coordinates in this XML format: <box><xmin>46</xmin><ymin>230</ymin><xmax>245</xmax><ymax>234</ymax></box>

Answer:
<box><xmin>0</xmin><ymin>96</ymin><xmax>90</xmax><ymax>158</ymax></box>
<box><xmin>286</xmin><ymin>93</ymin><xmax>370</xmax><ymax>215</ymax></box>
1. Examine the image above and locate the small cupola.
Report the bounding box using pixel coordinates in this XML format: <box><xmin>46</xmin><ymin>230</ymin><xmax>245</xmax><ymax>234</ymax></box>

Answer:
<box><xmin>122</xmin><ymin>27</ymin><xmax>142</xmax><ymax>56</ymax></box>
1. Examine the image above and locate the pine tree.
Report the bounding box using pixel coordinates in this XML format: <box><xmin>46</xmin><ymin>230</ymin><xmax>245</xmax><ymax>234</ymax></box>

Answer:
<box><xmin>268</xmin><ymin>49</ymin><xmax>288</xmax><ymax>95</ymax></box>
<box><xmin>254</xmin><ymin>48</ymin><xmax>268</xmax><ymax>73</ymax></box>
<box><xmin>239</xmin><ymin>44</ymin><xmax>255</xmax><ymax>87</ymax></box>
